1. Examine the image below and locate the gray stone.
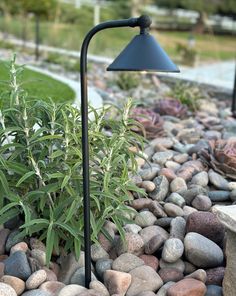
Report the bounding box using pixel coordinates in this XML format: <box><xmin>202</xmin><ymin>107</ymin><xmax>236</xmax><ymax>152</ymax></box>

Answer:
<box><xmin>31</xmin><ymin>249</ymin><xmax>46</xmax><ymax>266</ymax></box>
<box><xmin>185</xmin><ymin>269</ymin><xmax>207</xmax><ymax>283</ymax></box>
<box><xmin>112</xmin><ymin>253</ymin><xmax>144</xmax><ymax>272</ymax></box>
<box><xmin>170</xmin><ymin>177</ymin><xmax>187</xmax><ymax>192</ymax></box>
<box><xmin>70</xmin><ymin>267</ymin><xmax>96</xmax><ymax>286</ymax></box>
<box><xmin>5</xmin><ymin>230</ymin><xmax>22</xmax><ymax>253</ymax></box>
<box><xmin>139</xmin><ymin>225</ymin><xmax>169</xmax><ymax>245</ymax></box>
<box><xmin>89</xmin><ymin>281</ymin><xmax>109</xmax><ymax>296</ymax></box>
<box><xmin>164</xmin><ymin>203</ymin><xmax>184</xmax><ymax>217</ymax></box>
<box><xmin>209</xmin><ymin>191</ymin><xmax>230</xmax><ymax>202</ymax></box>
<box><xmin>149</xmin><ymin>176</ymin><xmax>169</xmax><ymax>201</ymax></box>
<box><xmin>91</xmin><ymin>244</ymin><xmax>109</xmax><ymax>262</ymax></box>
<box><xmin>148</xmin><ymin>201</ymin><xmax>167</xmax><ymax>218</ymax></box>
<box><xmin>179</xmin><ymin>185</ymin><xmax>208</xmax><ymax>205</ymax></box>
<box><xmin>95</xmin><ymin>259</ymin><xmax>113</xmax><ymax>280</ymax></box>
<box><xmin>183</xmin><ymin>205</ymin><xmax>198</xmax><ymax>217</ymax></box>
<box><xmin>229</xmin><ymin>182</ymin><xmax>236</xmax><ymax>191</ymax></box>
<box><xmin>170</xmin><ymin>217</ymin><xmax>186</xmax><ymax>241</ymax></box>
<box><xmin>136</xmin><ymin>291</ymin><xmax>156</xmax><ymax>296</ymax></box>
<box><xmin>156</xmin><ymin>281</ymin><xmax>175</xmax><ymax>296</ymax></box>
<box><xmin>123</xmin><ymin>224</ymin><xmax>142</xmax><ymax>234</ymax></box>
<box><xmin>144</xmin><ymin>235</ymin><xmax>165</xmax><ymax>254</ymax></box>
<box><xmin>205</xmin><ymin>285</ymin><xmax>223</xmax><ymax>296</ymax></box>
<box><xmin>26</xmin><ymin>270</ymin><xmax>47</xmax><ymax>290</ymax></box>
<box><xmin>152</xmin><ymin>151</ymin><xmax>174</xmax><ymax>165</ymax></box>
<box><xmin>57</xmin><ymin>284</ymin><xmax>87</xmax><ymax>296</ymax></box>
<box><xmin>191</xmin><ymin>171</ymin><xmax>209</xmax><ymax>187</ymax></box>
<box><xmin>184</xmin><ymin>261</ymin><xmax>197</xmax><ymax>275</ymax></box>
<box><xmin>165</xmin><ymin>161</ymin><xmax>181</xmax><ymax>171</ymax></box>
<box><xmin>58</xmin><ymin>252</ymin><xmax>85</xmax><ymax>284</ymax></box>
<box><xmin>191</xmin><ymin>195</ymin><xmax>212</xmax><ymax>211</ymax></box>
<box><xmin>208</xmin><ymin>169</ymin><xmax>229</xmax><ymax>190</ymax></box>
<box><xmin>4</xmin><ymin>251</ymin><xmax>31</xmax><ymax>280</ymax></box>
<box><xmin>159</xmin><ymin>259</ymin><xmax>185</xmax><ymax>272</ymax></box>
<box><xmin>150</xmin><ymin>137</ymin><xmax>174</xmax><ymax>149</ymax></box>
<box><xmin>127</xmin><ymin>265</ymin><xmax>163</xmax><ymax>296</ymax></box>
<box><xmin>155</xmin><ymin>217</ymin><xmax>173</xmax><ymax>228</ymax></box>
<box><xmin>162</xmin><ymin>238</ymin><xmax>184</xmax><ymax>263</ymax></box>
<box><xmin>230</xmin><ymin>189</ymin><xmax>236</xmax><ymax>202</ymax></box>
<box><xmin>21</xmin><ymin>290</ymin><xmax>51</xmax><ymax>296</ymax></box>
<box><xmin>166</xmin><ymin>193</ymin><xmax>185</xmax><ymax>208</ymax></box>
<box><xmin>212</xmin><ymin>205</ymin><xmax>236</xmax><ymax>233</ymax></box>
<box><xmin>184</xmin><ymin>232</ymin><xmax>224</xmax><ymax>268</ymax></box>
<box><xmin>139</xmin><ymin>167</ymin><xmax>159</xmax><ymax>181</ymax></box>
<box><xmin>134</xmin><ymin>211</ymin><xmax>157</xmax><ymax>227</ymax></box>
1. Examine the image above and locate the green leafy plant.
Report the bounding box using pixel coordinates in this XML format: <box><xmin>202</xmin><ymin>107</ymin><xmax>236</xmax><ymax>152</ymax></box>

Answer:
<box><xmin>116</xmin><ymin>72</ymin><xmax>140</xmax><ymax>91</ymax></box>
<box><xmin>176</xmin><ymin>42</ymin><xmax>198</xmax><ymax>66</ymax></box>
<box><xmin>0</xmin><ymin>56</ymin><xmax>144</xmax><ymax>264</ymax></box>
<box><xmin>168</xmin><ymin>82</ymin><xmax>203</xmax><ymax>112</ymax></box>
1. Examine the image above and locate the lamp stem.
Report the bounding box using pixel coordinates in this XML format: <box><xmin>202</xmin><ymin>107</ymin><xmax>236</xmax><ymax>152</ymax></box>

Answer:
<box><xmin>232</xmin><ymin>62</ymin><xmax>236</xmax><ymax>117</ymax></box>
<box><xmin>80</xmin><ymin>15</ymin><xmax>150</xmax><ymax>288</ymax></box>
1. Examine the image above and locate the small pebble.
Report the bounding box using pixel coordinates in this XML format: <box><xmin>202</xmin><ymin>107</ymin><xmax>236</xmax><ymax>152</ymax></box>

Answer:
<box><xmin>26</xmin><ymin>270</ymin><xmax>47</xmax><ymax>290</ymax></box>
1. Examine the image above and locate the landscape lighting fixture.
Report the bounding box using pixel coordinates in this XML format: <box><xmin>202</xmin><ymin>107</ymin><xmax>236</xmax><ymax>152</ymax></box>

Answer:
<box><xmin>80</xmin><ymin>14</ymin><xmax>179</xmax><ymax>288</ymax></box>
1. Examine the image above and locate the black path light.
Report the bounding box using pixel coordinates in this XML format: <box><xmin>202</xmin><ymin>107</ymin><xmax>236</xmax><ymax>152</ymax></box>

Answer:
<box><xmin>80</xmin><ymin>15</ymin><xmax>179</xmax><ymax>288</ymax></box>
<box><xmin>232</xmin><ymin>62</ymin><xmax>236</xmax><ymax>117</ymax></box>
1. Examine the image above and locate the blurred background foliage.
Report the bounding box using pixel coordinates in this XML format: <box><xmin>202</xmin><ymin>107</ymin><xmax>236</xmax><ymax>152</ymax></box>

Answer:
<box><xmin>0</xmin><ymin>0</ymin><xmax>235</xmax><ymax>64</ymax></box>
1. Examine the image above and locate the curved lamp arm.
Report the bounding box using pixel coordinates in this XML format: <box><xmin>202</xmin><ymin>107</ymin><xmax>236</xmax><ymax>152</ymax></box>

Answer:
<box><xmin>80</xmin><ymin>15</ymin><xmax>152</xmax><ymax>288</ymax></box>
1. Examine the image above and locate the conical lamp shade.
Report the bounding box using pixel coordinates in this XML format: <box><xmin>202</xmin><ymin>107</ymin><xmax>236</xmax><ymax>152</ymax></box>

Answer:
<box><xmin>107</xmin><ymin>34</ymin><xmax>179</xmax><ymax>72</ymax></box>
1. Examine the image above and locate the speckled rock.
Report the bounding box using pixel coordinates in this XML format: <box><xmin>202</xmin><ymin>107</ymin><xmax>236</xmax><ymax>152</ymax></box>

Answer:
<box><xmin>206</xmin><ymin>267</ymin><xmax>225</xmax><ymax>285</ymax></box>
<box><xmin>184</xmin><ymin>233</ymin><xmax>224</xmax><ymax>268</ymax></box>
<box><xmin>10</xmin><ymin>242</ymin><xmax>28</xmax><ymax>255</ymax></box>
<box><xmin>123</xmin><ymin>224</ymin><xmax>142</xmax><ymax>234</ymax></box>
<box><xmin>104</xmin><ymin>270</ymin><xmax>131</xmax><ymax>296</ymax></box>
<box><xmin>152</xmin><ymin>151</ymin><xmax>174</xmax><ymax>165</ymax></box>
<box><xmin>30</xmin><ymin>250</ymin><xmax>46</xmax><ymax>267</ymax></box>
<box><xmin>0</xmin><ymin>275</ymin><xmax>25</xmax><ymax>295</ymax></box>
<box><xmin>112</xmin><ymin>253</ymin><xmax>144</xmax><ymax>273</ymax></box>
<box><xmin>186</xmin><ymin>212</ymin><xmax>225</xmax><ymax>246</ymax></box>
<box><xmin>0</xmin><ymin>283</ymin><xmax>17</xmax><ymax>296</ymax></box>
<box><xmin>29</xmin><ymin>239</ymin><xmax>46</xmax><ymax>252</ymax></box>
<box><xmin>127</xmin><ymin>265</ymin><xmax>163</xmax><ymax>296</ymax></box>
<box><xmin>115</xmin><ymin>233</ymin><xmax>144</xmax><ymax>256</ymax></box>
<box><xmin>26</xmin><ymin>270</ymin><xmax>47</xmax><ymax>290</ymax></box>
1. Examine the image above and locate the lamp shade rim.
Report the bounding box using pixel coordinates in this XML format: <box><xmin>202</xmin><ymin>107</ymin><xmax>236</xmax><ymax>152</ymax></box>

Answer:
<box><xmin>107</xmin><ymin>67</ymin><xmax>180</xmax><ymax>72</ymax></box>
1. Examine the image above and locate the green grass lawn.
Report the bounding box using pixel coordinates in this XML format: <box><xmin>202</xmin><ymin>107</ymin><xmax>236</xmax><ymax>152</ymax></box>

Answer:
<box><xmin>0</xmin><ymin>62</ymin><xmax>75</xmax><ymax>103</ymax></box>
<box><xmin>0</xmin><ymin>10</ymin><xmax>235</xmax><ymax>64</ymax></box>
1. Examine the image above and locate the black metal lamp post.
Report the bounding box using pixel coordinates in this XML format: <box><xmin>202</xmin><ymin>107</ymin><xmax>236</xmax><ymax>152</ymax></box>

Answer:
<box><xmin>232</xmin><ymin>62</ymin><xmax>236</xmax><ymax>117</ymax></box>
<box><xmin>80</xmin><ymin>15</ymin><xmax>179</xmax><ymax>288</ymax></box>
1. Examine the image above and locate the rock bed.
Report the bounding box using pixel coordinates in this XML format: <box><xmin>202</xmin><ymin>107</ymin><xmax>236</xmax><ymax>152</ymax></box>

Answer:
<box><xmin>0</xmin><ymin>50</ymin><xmax>235</xmax><ymax>295</ymax></box>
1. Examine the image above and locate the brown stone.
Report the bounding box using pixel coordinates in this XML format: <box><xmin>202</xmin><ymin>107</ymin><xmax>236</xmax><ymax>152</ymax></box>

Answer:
<box><xmin>115</xmin><ymin>233</ymin><xmax>144</xmax><ymax>256</ymax></box>
<box><xmin>186</xmin><ymin>212</ymin><xmax>225</xmax><ymax>246</ymax></box>
<box><xmin>139</xmin><ymin>255</ymin><xmax>159</xmax><ymax>271</ymax></box>
<box><xmin>206</xmin><ymin>267</ymin><xmax>225</xmax><ymax>285</ymax></box>
<box><xmin>167</xmin><ymin>278</ymin><xmax>206</xmax><ymax>296</ymax></box>
<box><xmin>104</xmin><ymin>270</ymin><xmax>131</xmax><ymax>296</ymax></box>
<box><xmin>130</xmin><ymin>198</ymin><xmax>152</xmax><ymax>210</ymax></box>
<box><xmin>185</xmin><ymin>269</ymin><xmax>207</xmax><ymax>283</ymax></box>
<box><xmin>10</xmin><ymin>242</ymin><xmax>28</xmax><ymax>255</ymax></box>
<box><xmin>0</xmin><ymin>275</ymin><xmax>25</xmax><ymax>295</ymax></box>
<box><xmin>159</xmin><ymin>168</ymin><xmax>177</xmax><ymax>181</ymax></box>
<box><xmin>42</xmin><ymin>267</ymin><xmax>57</xmax><ymax>282</ymax></box>
<box><xmin>0</xmin><ymin>255</ymin><xmax>8</xmax><ymax>262</ymax></box>
<box><xmin>159</xmin><ymin>268</ymin><xmax>184</xmax><ymax>283</ymax></box>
